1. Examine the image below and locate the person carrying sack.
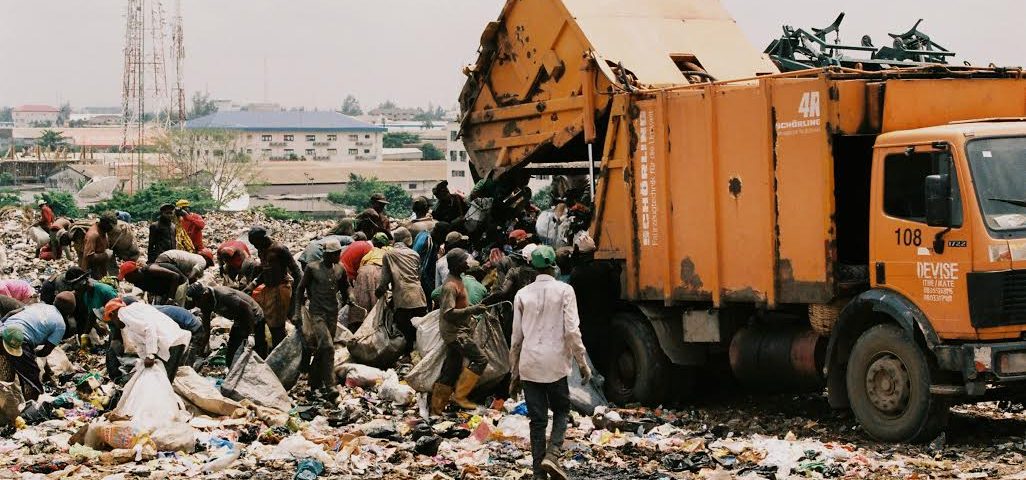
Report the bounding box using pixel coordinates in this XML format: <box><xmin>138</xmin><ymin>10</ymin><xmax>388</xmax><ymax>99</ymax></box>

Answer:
<box><xmin>430</xmin><ymin>248</ymin><xmax>488</xmax><ymax>415</ymax></box>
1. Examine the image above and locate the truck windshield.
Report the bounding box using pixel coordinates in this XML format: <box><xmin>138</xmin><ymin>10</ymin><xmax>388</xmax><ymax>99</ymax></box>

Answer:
<box><xmin>968</xmin><ymin>137</ymin><xmax>1026</xmax><ymax>231</ymax></box>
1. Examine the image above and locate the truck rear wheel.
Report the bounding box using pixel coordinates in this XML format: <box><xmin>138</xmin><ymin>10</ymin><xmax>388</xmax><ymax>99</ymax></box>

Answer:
<box><xmin>605</xmin><ymin>314</ymin><xmax>669</xmax><ymax>406</ymax></box>
<box><xmin>846</xmin><ymin>324</ymin><xmax>949</xmax><ymax>442</ymax></box>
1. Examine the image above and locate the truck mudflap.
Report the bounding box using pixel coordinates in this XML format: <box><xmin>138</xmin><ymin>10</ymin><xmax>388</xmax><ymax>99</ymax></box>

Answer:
<box><xmin>934</xmin><ymin>342</ymin><xmax>1026</xmax><ymax>390</ymax></box>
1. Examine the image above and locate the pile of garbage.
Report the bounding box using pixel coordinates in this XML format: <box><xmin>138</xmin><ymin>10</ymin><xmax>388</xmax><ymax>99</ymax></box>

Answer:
<box><xmin>1</xmin><ymin>207</ymin><xmax>1025</xmax><ymax>479</ymax></box>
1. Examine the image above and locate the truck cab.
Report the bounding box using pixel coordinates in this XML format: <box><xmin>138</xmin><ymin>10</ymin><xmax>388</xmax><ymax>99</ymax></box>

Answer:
<box><xmin>840</xmin><ymin>121</ymin><xmax>1026</xmax><ymax>440</ymax></box>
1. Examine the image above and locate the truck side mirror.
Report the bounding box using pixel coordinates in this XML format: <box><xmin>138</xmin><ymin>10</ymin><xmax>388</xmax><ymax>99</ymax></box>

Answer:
<box><xmin>925</xmin><ymin>174</ymin><xmax>952</xmax><ymax>227</ymax></box>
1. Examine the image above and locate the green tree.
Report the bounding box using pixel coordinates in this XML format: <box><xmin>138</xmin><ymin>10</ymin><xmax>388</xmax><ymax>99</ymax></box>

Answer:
<box><xmin>420</xmin><ymin>143</ymin><xmax>444</xmax><ymax>160</ymax></box>
<box><xmin>340</xmin><ymin>95</ymin><xmax>363</xmax><ymax>116</ymax></box>
<box><xmin>37</xmin><ymin>129</ymin><xmax>68</xmax><ymax>151</ymax></box>
<box><xmin>35</xmin><ymin>191</ymin><xmax>80</xmax><ymax>218</ymax></box>
<box><xmin>0</xmin><ymin>172</ymin><xmax>14</xmax><ymax>186</ymax></box>
<box><xmin>154</xmin><ymin>128</ymin><xmax>261</xmax><ymax>208</ymax></box>
<box><xmin>188</xmin><ymin>91</ymin><xmax>219</xmax><ymax>119</ymax></box>
<box><xmin>0</xmin><ymin>107</ymin><xmax>12</xmax><ymax>123</ymax></box>
<box><xmin>90</xmin><ymin>182</ymin><xmax>216</xmax><ymax>220</ymax></box>
<box><xmin>327</xmin><ymin>174</ymin><xmax>413</xmax><ymax>218</ymax></box>
<box><xmin>0</xmin><ymin>190</ymin><xmax>19</xmax><ymax>207</ymax></box>
<box><xmin>383</xmin><ymin>132</ymin><xmax>420</xmax><ymax>148</ymax></box>
<box><xmin>377</xmin><ymin>100</ymin><xmax>398</xmax><ymax>110</ymax></box>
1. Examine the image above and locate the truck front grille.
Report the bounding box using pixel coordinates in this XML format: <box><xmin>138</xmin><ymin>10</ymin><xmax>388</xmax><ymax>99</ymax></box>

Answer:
<box><xmin>968</xmin><ymin>270</ymin><xmax>1026</xmax><ymax>328</ymax></box>
<box><xmin>1003</xmin><ymin>271</ymin><xmax>1026</xmax><ymax>324</ymax></box>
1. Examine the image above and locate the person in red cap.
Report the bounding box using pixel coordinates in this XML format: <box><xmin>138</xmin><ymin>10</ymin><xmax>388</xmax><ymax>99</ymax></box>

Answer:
<box><xmin>217</xmin><ymin>240</ymin><xmax>260</xmax><ymax>288</ymax></box>
<box><xmin>119</xmin><ymin>261</ymin><xmax>187</xmax><ymax>305</ymax></box>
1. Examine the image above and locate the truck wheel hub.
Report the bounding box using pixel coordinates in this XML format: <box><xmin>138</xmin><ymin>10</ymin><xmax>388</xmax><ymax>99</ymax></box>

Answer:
<box><xmin>865</xmin><ymin>355</ymin><xmax>910</xmax><ymax>415</ymax></box>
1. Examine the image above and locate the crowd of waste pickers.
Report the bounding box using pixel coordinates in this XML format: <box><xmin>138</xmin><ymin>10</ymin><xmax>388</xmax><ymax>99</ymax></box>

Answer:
<box><xmin>0</xmin><ymin>180</ymin><xmax>1024</xmax><ymax>479</ymax></box>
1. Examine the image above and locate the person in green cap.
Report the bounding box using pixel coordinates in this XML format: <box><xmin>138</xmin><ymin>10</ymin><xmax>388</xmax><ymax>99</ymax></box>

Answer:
<box><xmin>509</xmin><ymin>245</ymin><xmax>591</xmax><ymax>480</ymax></box>
<box><xmin>2</xmin><ymin>292</ymin><xmax>76</xmax><ymax>400</ymax></box>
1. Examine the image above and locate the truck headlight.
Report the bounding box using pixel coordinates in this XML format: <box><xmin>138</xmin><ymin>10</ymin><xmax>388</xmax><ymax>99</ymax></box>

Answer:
<box><xmin>998</xmin><ymin>351</ymin><xmax>1026</xmax><ymax>375</ymax></box>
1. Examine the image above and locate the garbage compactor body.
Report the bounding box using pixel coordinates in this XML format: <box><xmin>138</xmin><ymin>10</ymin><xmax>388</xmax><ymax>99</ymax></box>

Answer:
<box><xmin>461</xmin><ymin>0</ymin><xmax>1026</xmax><ymax>442</ymax></box>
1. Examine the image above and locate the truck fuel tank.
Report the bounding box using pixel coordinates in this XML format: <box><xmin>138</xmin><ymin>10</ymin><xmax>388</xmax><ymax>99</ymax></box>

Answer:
<box><xmin>729</xmin><ymin>327</ymin><xmax>826</xmax><ymax>392</ymax></box>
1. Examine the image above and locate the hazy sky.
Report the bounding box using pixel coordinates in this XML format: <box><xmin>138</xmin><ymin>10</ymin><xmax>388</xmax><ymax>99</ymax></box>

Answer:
<box><xmin>2</xmin><ymin>0</ymin><xmax>1024</xmax><ymax>111</ymax></box>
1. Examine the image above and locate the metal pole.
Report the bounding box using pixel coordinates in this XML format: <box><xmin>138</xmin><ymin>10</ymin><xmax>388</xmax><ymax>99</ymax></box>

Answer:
<box><xmin>587</xmin><ymin>142</ymin><xmax>595</xmax><ymax>200</ymax></box>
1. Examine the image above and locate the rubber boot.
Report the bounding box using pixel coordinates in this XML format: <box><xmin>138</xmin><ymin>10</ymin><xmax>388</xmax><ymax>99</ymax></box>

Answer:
<box><xmin>430</xmin><ymin>383</ymin><xmax>453</xmax><ymax>416</ymax></box>
<box><xmin>451</xmin><ymin>368</ymin><xmax>480</xmax><ymax>410</ymax></box>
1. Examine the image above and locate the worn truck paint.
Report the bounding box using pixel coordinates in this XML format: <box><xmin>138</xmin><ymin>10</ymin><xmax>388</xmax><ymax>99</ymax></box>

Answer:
<box><xmin>461</xmin><ymin>0</ymin><xmax>1026</xmax><ymax>442</ymax></box>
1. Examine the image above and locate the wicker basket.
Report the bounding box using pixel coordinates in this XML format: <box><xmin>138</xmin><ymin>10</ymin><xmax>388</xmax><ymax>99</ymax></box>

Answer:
<box><xmin>809</xmin><ymin>299</ymin><xmax>847</xmax><ymax>337</ymax></box>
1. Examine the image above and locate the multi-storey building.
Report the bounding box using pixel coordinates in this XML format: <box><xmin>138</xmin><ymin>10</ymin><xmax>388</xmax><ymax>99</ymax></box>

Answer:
<box><xmin>186</xmin><ymin>111</ymin><xmax>385</xmax><ymax>162</ymax></box>
<box><xmin>13</xmin><ymin>105</ymin><xmax>59</xmax><ymax>128</ymax></box>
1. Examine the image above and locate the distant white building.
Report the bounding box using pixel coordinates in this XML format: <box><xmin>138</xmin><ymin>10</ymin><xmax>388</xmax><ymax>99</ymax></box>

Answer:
<box><xmin>185</xmin><ymin>111</ymin><xmax>386</xmax><ymax>162</ymax></box>
<box><xmin>445</xmin><ymin>121</ymin><xmax>473</xmax><ymax>195</ymax></box>
<box><xmin>382</xmin><ymin>148</ymin><xmax>423</xmax><ymax>161</ymax></box>
<box><xmin>13</xmin><ymin>105</ymin><xmax>59</xmax><ymax>128</ymax></box>
<box><xmin>445</xmin><ymin>121</ymin><xmax>550</xmax><ymax>197</ymax></box>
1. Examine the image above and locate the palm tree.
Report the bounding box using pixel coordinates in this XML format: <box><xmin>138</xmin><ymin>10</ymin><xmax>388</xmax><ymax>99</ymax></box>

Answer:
<box><xmin>37</xmin><ymin>130</ymin><xmax>67</xmax><ymax>151</ymax></box>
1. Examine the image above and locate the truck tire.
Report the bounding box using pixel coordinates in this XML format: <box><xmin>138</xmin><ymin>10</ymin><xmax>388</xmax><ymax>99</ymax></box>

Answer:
<box><xmin>605</xmin><ymin>313</ymin><xmax>669</xmax><ymax>406</ymax></box>
<box><xmin>846</xmin><ymin>324</ymin><xmax>949</xmax><ymax>442</ymax></box>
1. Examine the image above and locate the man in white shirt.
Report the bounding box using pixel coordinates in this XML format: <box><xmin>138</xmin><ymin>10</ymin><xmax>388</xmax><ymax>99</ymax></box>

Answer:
<box><xmin>509</xmin><ymin>245</ymin><xmax>591</xmax><ymax>480</ymax></box>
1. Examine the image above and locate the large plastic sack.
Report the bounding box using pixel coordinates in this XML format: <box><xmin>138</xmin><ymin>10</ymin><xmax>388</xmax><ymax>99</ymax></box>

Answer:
<box><xmin>412</xmin><ymin>310</ymin><xmax>441</xmax><ymax>357</ymax></box>
<box><xmin>266</xmin><ymin>327</ymin><xmax>303</xmax><ymax>391</ymax></box>
<box><xmin>378</xmin><ymin>370</ymin><xmax>416</xmax><ymax>406</ymax></box>
<box><xmin>173</xmin><ymin>367</ymin><xmax>243</xmax><ymax>417</ymax></box>
<box><xmin>332</xmin><ymin>345</ymin><xmax>351</xmax><ymax>379</ymax></box>
<box><xmin>348</xmin><ymin>298</ymin><xmax>405</xmax><ymax>368</ymax></box>
<box><xmin>568</xmin><ymin>353</ymin><xmax>608</xmax><ymax>415</ymax></box>
<box><xmin>221</xmin><ymin>340</ymin><xmax>293</xmax><ymax>412</ymax></box>
<box><xmin>337</xmin><ymin>363</ymin><xmax>385</xmax><ymax>388</ymax></box>
<box><xmin>0</xmin><ymin>381</ymin><xmax>22</xmax><ymax>426</ymax></box>
<box><xmin>29</xmin><ymin>226</ymin><xmax>49</xmax><ymax>249</ymax></box>
<box><xmin>113</xmin><ymin>361</ymin><xmax>187</xmax><ymax>432</ymax></box>
<box><xmin>119</xmin><ymin>303</ymin><xmax>191</xmax><ymax>361</ymax></box>
<box><xmin>151</xmin><ymin>422</ymin><xmax>198</xmax><ymax>453</ymax></box>
<box><xmin>464</xmin><ymin>197</ymin><xmax>492</xmax><ymax>233</ymax></box>
<box><xmin>45</xmin><ymin>347</ymin><xmax>76</xmax><ymax>377</ymax></box>
<box><xmin>406</xmin><ymin>313</ymin><xmax>510</xmax><ymax>393</ymax></box>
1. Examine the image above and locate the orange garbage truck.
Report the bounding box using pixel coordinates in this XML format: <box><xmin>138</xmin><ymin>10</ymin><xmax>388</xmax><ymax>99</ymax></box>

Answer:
<box><xmin>459</xmin><ymin>0</ymin><xmax>1026</xmax><ymax>441</ymax></box>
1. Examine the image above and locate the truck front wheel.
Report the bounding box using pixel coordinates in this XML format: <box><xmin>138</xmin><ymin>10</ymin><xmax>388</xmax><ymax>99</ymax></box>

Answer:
<box><xmin>846</xmin><ymin>324</ymin><xmax>949</xmax><ymax>442</ymax></box>
<box><xmin>605</xmin><ymin>314</ymin><xmax>669</xmax><ymax>406</ymax></box>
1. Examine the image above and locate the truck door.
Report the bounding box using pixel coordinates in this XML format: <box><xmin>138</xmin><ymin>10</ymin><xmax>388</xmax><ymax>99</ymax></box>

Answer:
<box><xmin>871</xmin><ymin>145</ymin><xmax>973</xmax><ymax>339</ymax></box>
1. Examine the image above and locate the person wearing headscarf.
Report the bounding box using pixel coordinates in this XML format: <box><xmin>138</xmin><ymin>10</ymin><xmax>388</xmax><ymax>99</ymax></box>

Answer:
<box><xmin>350</xmin><ymin>233</ymin><xmax>389</xmax><ymax>325</ymax></box>
<box><xmin>175</xmin><ymin>199</ymin><xmax>205</xmax><ymax>252</ymax></box>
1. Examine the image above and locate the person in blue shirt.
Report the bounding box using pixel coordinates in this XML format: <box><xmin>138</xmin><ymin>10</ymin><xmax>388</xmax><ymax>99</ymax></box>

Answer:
<box><xmin>1</xmin><ymin>292</ymin><xmax>76</xmax><ymax>400</ymax></box>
